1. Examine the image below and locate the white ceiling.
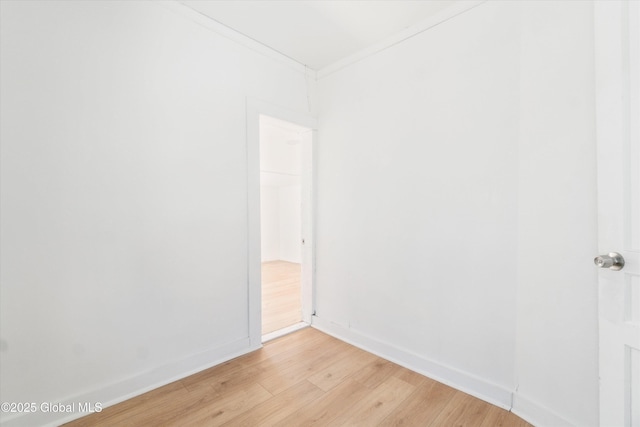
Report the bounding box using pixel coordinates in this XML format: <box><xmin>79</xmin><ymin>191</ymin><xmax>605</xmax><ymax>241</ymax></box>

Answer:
<box><xmin>180</xmin><ymin>1</ymin><xmax>462</xmax><ymax>70</ymax></box>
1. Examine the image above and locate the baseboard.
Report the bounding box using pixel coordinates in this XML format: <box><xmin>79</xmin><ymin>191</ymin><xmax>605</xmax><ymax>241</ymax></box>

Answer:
<box><xmin>311</xmin><ymin>315</ymin><xmax>513</xmax><ymax>410</ymax></box>
<box><xmin>511</xmin><ymin>393</ymin><xmax>575</xmax><ymax>427</ymax></box>
<box><xmin>0</xmin><ymin>337</ymin><xmax>258</xmax><ymax>427</ymax></box>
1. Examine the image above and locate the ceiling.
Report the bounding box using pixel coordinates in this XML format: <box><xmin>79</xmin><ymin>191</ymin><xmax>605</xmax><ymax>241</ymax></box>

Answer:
<box><xmin>180</xmin><ymin>1</ymin><xmax>463</xmax><ymax>70</ymax></box>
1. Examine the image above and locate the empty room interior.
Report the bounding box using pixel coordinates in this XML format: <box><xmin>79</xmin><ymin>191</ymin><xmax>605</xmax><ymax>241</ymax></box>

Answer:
<box><xmin>1</xmin><ymin>1</ymin><xmax>639</xmax><ymax>427</ymax></box>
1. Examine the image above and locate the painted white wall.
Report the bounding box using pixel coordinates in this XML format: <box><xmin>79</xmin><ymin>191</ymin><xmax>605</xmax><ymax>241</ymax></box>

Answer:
<box><xmin>259</xmin><ymin>183</ymin><xmax>301</xmax><ymax>263</ymax></box>
<box><xmin>314</xmin><ymin>1</ymin><xmax>598</xmax><ymax>426</ymax></box>
<box><xmin>0</xmin><ymin>1</ymin><xmax>311</xmax><ymax>425</ymax></box>
<box><xmin>260</xmin><ymin>186</ymin><xmax>280</xmax><ymax>262</ymax></box>
<box><xmin>278</xmin><ymin>185</ymin><xmax>302</xmax><ymax>263</ymax></box>
<box><xmin>259</xmin><ymin>118</ymin><xmax>302</xmax><ymax>263</ymax></box>
<box><xmin>260</xmin><ymin>119</ymin><xmax>302</xmax><ymax>176</ymax></box>
<box><xmin>316</xmin><ymin>0</ymin><xmax>519</xmax><ymax>402</ymax></box>
<box><xmin>513</xmin><ymin>2</ymin><xmax>598</xmax><ymax>426</ymax></box>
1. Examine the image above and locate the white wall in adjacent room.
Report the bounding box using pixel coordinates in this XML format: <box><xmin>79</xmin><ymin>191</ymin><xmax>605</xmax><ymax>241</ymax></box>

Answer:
<box><xmin>260</xmin><ymin>117</ymin><xmax>302</xmax><ymax>263</ymax></box>
<box><xmin>278</xmin><ymin>185</ymin><xmax>302</xmax><ymax>263</ymax></box>
<box><xmin>0</xmin><ymin>1</ymin><xmax>311</xmax><ymax>425</ymax></box>
<box><xmin>260</xmin><ymin>186</ymin><xmax>281</xmax><ymax>262</ymax></box>
<box><xmin>260</xmin><ymin>183</ymin><xmax>301</xmax><ymax>264</ymax></box>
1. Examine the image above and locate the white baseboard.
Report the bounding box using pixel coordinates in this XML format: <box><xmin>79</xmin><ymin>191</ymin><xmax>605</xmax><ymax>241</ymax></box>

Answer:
<box><xmin>311</xmin><ymin>315</ymin><xmax>513</xmax><ymax>410</ymax></box>
<box><xmin>311</xmin><ymin>316</ymin><xmax>586</xmax><ymax>427</ymax></box>
<box><xmin>1</xmin><ymin>337</ymin><xmax>258</xmax><ymax>427</ymax></box>
<box><xmin>511</xmin><ymin>393</ymin><xmax>575</xmax><ymax>427</ymax></box>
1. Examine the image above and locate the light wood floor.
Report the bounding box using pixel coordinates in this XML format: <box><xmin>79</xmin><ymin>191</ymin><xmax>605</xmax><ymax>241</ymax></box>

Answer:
<box><xmin>65</xmin><ymin>328</ymin><xmax>532</xmax><ymax>426</ymax></box>
<box><xmin>262</xmin><ymin>260</ymin><xmax>302</xmax><ymax>335</ymax></box>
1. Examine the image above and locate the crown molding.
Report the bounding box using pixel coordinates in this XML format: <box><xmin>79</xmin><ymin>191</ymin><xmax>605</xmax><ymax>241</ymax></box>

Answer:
<box><xmin>317</xmin><ymin>1</ymin><xmax>486</xmax><ymax>80</ymax></box>
<box><xmin>157</xmin><ymin>1</ymin><xmax>316</xmax><ymax>78</ymax></box>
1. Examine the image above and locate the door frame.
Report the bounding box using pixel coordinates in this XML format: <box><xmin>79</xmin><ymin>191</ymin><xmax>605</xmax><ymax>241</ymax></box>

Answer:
<box><xmin>246</xmin><ymin>98</ymin><xmax>317</xmax><ymax>348</ymax></box>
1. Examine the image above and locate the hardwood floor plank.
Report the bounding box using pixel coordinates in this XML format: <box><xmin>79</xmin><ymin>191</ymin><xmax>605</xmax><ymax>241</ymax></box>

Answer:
<box><xmin>272</xmin><ymin>379</ymin><xmax>371</xmax><ymax>427</ymax></box>
<box><xmin>132</xmin><ymin>387</ymin><xmax>221</xmax><ymax>427</ymax></box>
<box><xmin>479</xmin><ymin>405</ymin><xmax>522</xmax><ymax>427</ymax></box>
<box><xmin>238</xmin><ymin>328</ymin><xmax>332</xmax><ymax>370</ymax></box>
<box><xmin>262</xmin><ymin>261</ymin><xmax>301</xmax><ymax>334</ymax></box>
<box><xmin>256</xmin><ymin>334</ymin><xmax>352</xmax><ymax>395</ymax></box>
<box><xmin>504</xmin><ymin>412</ymin><xmax>535</xmax><ymax>427</ymax></box>
<box><xmin>89</xmin><ymin>383</ymin><xmax>216</xmax><ymax>426</ymax></box>
<box><xmin>307</xmin><ymin>345</ymin><xmax>379</xmax><ymax>392</ymax></box>
<box><xmin>220</xmin><ymin>380</ymin><xmax>324</xmax><ymax>427</ymax></box>
<box><xmin>392</xmin><ymin>365</ymin><xmax>436</xmax><ymax>388</ymax></box>
<box><xmin>350</xmin><ymin>358</ymin><xmax>401</xmax><ymax>389</ymax></box>
<box><xmin>327</xmin><ymin>375</ymin><xmax>416</xmax><ymax>426</ymax></box>
<box><xmin>179</xmin><ymin>357</ymin><xmax>253</xmax><ymax>393</ymax></box>
<box><xmin>177</xmin><ymin>382</ymin><xmax>273</xmax><ymax>426</ymax></box>
<box><xmin>378</xmin><ymin>380</ymin><xmax>457</xmax><ymax>426</ymax></box>
<box><xmin>428</xmin><ymin>389</ymin><xmax>493</xmax><ymax>426</ymax></box>
<box><xmin>181</xmin><ymin>329</ymin><xmax>329</xmax><ymax>394</ymax></box>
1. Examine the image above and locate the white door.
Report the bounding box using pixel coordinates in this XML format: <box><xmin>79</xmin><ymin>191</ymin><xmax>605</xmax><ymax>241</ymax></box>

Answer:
<box><xmin>595</xmin><ymin>2</ymin><xmax>640</xmax><ymax>426</ymax></box>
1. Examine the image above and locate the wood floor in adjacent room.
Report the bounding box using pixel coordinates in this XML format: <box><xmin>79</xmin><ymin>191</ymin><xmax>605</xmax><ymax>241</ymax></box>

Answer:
<box><xmin>262</xmin><ymin>260</ymin><xmax>302</xmax><ymax>335</ymax></box>
<box><xmin>65</xmin><ymin>328</ymin><xmax>532</xmax><ymax>427</ymax></box>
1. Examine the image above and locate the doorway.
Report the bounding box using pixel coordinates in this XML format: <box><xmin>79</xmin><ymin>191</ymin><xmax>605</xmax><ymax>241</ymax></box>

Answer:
<box><xmin>259</xmin><ymin>115</ymin><xmax>309</xmax><ymax>339</ymax></box>
<box><xmin>246</xmin><ymin>99</ymin><xmax>316</xmax><ymax>347</ymax></box>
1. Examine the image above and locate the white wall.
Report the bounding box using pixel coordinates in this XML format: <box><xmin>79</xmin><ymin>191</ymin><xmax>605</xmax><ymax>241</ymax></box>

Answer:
<box><xmin>260</xmin><ymin>118</ymin><xmax>302</xmax><ymax>176</ymax></box>
<box><xmin>316</xmin><ymin>0</ymin><xmax>519</xmax><ymax>403</ymax></box>
<box><xmin>259</xmin><ymin>118</ymin><xmax>302</xmax><ymax>263</ymax></box>
<box><xmin>314</xmin><ymin>1</ymin><xmax>598</xmax><ymax>426</ymax></box>
<box><xmin>260</xmin><ymin>186</ymin><xmax>280</xmax><ymax>261</ymax></box>
<box><xmin>0</xmin><ymin>1</ymin><xmax>311</xmax><ymax>425</ymax></box>
<box><xmin>514</xmin><ymin>2</ymin><xmax>598</xmax><ymax>425</ymax></box>
<box><xmin>260</xmin><ymin>184</ymin><xmax>301</xmax><ymax>263</ymax></box>
<box><xmin>278</xmin><ymin>185</ymin><xmax>302</xmax><ymax>263</ymax></box>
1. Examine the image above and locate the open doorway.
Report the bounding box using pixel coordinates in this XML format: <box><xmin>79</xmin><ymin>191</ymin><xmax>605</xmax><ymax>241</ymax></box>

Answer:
<box><xmin>259</xmin><ymin>114</ymin><xmax>313</xmax><ymax>340</ymax></box>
